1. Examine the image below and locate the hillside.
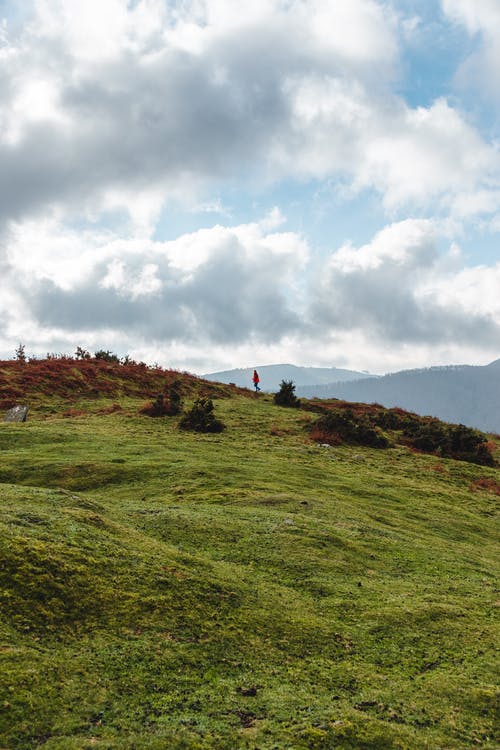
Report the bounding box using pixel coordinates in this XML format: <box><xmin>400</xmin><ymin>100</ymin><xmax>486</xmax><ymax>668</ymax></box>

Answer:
<box><xmin>0</xmin><ymin>358</ymin><xmax>499</xmax><ymax>750</ymax></box>
<box><xmin>0</xmin><ymin>357</ymin><xmax>241</xmax><ymax>408</ymax></box>
<box><xmin>204</xmin><ymin>364</ymin><xmax>373</xmax><ymax>392</ymax></box>
<box><xmin>296</xmin><ymin>361</ymin><xmax>500</xmax><ymax>434</ymax></box>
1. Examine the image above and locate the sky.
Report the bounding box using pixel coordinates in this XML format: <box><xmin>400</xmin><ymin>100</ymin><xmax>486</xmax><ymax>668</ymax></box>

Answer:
<box><xmin>0</xmin><ymin>0</ymin><xmax>499</xmax><ymax>375</ymax></box>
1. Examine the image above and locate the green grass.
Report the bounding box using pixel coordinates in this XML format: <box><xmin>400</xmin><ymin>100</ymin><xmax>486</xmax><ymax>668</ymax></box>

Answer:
<box><xmin>0</xmin><ymin>393</ymin><xmax>498</xmax><ymax>749</ymax></box>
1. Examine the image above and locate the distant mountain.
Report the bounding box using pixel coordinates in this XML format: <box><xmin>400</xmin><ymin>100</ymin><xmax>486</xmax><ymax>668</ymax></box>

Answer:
<box><xmin>296</xmin><ymin>360</ymin><xmax>500</xmax><ymax>434</ymax></box>
<box><xmin>204</xmin><ymin>363</ymin><xmax>374</xmax><ymax>392</ymax></box>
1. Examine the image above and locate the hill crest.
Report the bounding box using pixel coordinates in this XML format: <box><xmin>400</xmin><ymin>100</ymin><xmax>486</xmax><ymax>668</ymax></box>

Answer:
<box><xmin>0</xmin><ymin>356</ymin><xmax>243</xmax><ymax>408</ymax></box>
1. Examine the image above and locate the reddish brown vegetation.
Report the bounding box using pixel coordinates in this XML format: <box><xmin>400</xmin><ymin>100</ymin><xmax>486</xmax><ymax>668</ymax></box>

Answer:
<box><xmin>270</xmin><ymin>425</ymin><xmax>299</xmax><ymax>437</ymax></box>
<box><xmin>304</xmin><ymin>399</ymin><xmax>389</xmax><ymax>419</ymax></box>
<box><xmin>0</xmin><ymin>357</ymin><xmax>242</xmax><ymax>405</ymax></box>
<box><xmin>139</xmin><ymin>399</ymin><xmax>175</xmax><ymax>417</ymax></box>
<box><xmin>0</xmin><ymin>398</ymin><xmax>17</xmax><ymax>410</ymax></box>
<box><xmin>469</xmin><ymin>477</ymin><xmax>500</xmax><ymax>495</ymax></box>
<box><xmin>98</xmin><ymin>404</ymin><xmax>123</xmax><ymax>414</ymax></box>
<box><xmin>308</xmin><ymin>425</ymin><xmax>343</xmax><ymax>445</ymax></box>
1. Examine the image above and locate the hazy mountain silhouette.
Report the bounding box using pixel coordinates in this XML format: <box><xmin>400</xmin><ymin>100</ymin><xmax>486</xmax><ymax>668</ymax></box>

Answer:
<box><xmin>204</xmin><ymin>364</ymin><xmax>373</xmax><ymax>392</ymax></box>
<box><xmin>296</xmin><ymin>360</ymin><xmax>500</xmax><ymax>434</ymax></box>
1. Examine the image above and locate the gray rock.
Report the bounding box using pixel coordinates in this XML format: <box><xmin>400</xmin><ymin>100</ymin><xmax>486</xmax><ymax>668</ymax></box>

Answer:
<box><xmin>3</xmin><ymin>405</ymin><xmax>29</xmax><ymax>423</ymax></box>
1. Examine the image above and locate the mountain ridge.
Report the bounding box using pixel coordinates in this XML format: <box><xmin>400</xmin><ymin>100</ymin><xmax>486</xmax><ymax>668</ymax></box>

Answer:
<box><xmin>204</xmin><ymin>363</ymin><xmax>374</xmax><ymax>391</ymax></box>
<box><xmin>296</xmin><ymin>360</ymin><xmax>500</xmax><ymax>434</ymax></box>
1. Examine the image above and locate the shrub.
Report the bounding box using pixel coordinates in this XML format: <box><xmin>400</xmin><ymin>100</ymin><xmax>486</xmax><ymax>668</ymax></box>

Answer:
<box><xmin>140</xmin><ymin>384</ymin><xmax>184</xmax><ymax>418</ymax></box>
<box><xmin>310</xmin><ymin>409</ymin><xmax>389</xmax><ymax>448</ymax></box>
<box><xmin>274</xmin><ymin>380</ymin><xmax>301</xmax><ymax>408</ymax></box>
<box><xmin>307</xmin><ymin>401</ymin><xmax>494</xmax><ymax>465</ymax></box>
<box><xmin>140</xmin><ymin>394</ymin><xmax>168</xmax><ymax>417</ymax></box>
<box><xmin>403</xmin><ymin>420</ymin><xmax>494</xmax><ymax>466</ymax></box>
<box><xmin>167</xmin><ymin>382</ymin><xmax>183</xmax><ymax>415</ymax></box>
<box><xmin>450</xmin><ymin>424</ymin><xmax>485</xmax><ymax>454</ymax></box>
<box><xmin>404</xmin><ymin>420</ymin><xmax>449</xmax><ymax>453</ymax></box>
<box><xmin>94</xmin><ymin>350</ymin><xmax>120</xmax><ymax>363</ymax></box>
<box><xmin>178</xmin><ymin>398</ymin><xmax>225</xmax><ymax>433</ymax></box>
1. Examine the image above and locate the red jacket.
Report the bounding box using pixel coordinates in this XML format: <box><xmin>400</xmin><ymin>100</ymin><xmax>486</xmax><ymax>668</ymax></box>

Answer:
<box><xmin>253</xmin><ymin>370</ymin><xmax>259</xmax><ymax>383</ymax></box>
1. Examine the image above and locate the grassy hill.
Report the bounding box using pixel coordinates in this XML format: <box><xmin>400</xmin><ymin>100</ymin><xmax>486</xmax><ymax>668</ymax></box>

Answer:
<box><xmin>0</xmin><ymin>359</ymin><xmax>499</xmax><ymax>749</ymax></box>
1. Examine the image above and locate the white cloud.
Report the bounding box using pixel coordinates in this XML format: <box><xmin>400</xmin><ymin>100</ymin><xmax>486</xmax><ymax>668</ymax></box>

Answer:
<box><xmin>442</xmin><ymin>0</ymin><xmax>500</xmax><ymax>106</ymax></box>
<box><xmin>304</xmin><ymin>0</ymin><xmax>398</xmax><ymax>67</ymax></box>
<box><xmin>442</xmin><ymin>0</ymin><xmax>500</xmax><ymax>35</ymax></box>
<box><xmin>434</xmin><ymin>262</ymin><xmax>500</xmax><ymax>319</ymax></box>
<box><xmin>258</xmin><ymin>206</ymin><xmax>287</xmax><ymax>232</ymax></box>
<box><xmin>0</xmin><ymin>214</ymin><xmax>309</xmax><ymax>359</ymax></box>
<box><xmin>328</xmin><ymin>220</ymin><xmax>438</xmax><ymax>272</ymax></box>
<box><xmin>311</xmin><ymin>219</ymin><xmax>500</xmax><ymax>347</ymax></box>
<box><xmin>284</xmin><ymin>80</ymin><xmax>500</xmax><ymax>210</ymax></box>
<box><xmin>1</xmin><ymin>215</ymin><xmax>498</xmax><ymax>372</ymax></box>
<box><xmin>1</xmin><ymin>0</ymin><xmax>497</xmax><ymax>234</ymax></box>
<box><xmin>100</xmin><ymin>259</ymin><xmax>163</xmax><ymax>299</ymax></box>
<box><xmin>33</xmin><ymin>0</ymin><xmax>140</xmax><ymax>61</ymax></box>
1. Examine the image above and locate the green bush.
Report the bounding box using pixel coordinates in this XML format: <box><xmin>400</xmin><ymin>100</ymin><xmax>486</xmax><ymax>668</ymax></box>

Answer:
<box><xmin>274</xmin><ymin>380</ymin><xmax>301</xmax><ymax>408</ymax></box>
<box><xmin>311</xmin><ymin>409</ymin><xmax>389</xmax><ymax>448</ymax></box>
<box><xmin>178</xmin><ymin>398</ymin><xmax>225</xmax><ymax>433</ymax></box>
<box><xmin>404</xmin><ymin>420</ymin><xmax>448</xmax><ymax>453</ymax></box>
<box><xmin>403</xmin><ymin>420</ymin><xmax>494</xmax><ymax>466</ymax></box>
<box><xmin>94</xmin><ymin>349</ymin><xmax>120</xmax><ymax>363</ymax></box>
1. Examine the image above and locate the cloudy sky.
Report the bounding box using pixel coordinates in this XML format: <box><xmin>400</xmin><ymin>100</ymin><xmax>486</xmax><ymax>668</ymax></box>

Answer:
<box><xmin>1</xmin><ymin>0</ymin><xmax>499</xmax><ymax>374</ymax></box>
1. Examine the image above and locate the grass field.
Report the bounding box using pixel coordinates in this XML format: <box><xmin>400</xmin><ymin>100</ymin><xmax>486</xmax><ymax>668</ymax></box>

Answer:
<box><xmin>0</xmin><ymin>363</ymin><xmax>498</xmax><ymax>749</ymax></box>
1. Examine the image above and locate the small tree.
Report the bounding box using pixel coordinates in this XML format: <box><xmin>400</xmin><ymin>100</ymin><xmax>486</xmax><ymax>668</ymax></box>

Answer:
<box><xmin>273</xmin><ymin>380</ymin><xmax>301</xmax><ymax>408</ymax></box>
<box><xmin>15</xmin><ymin>343</ymin><xmax>26</xmax><ymax>363</ymax></box>
<box><xmin>179</xmin><ymin>398</ymin><xmax>225</xmax><ymax>433</ymax></box>
<box><xmin>75</xmin><ymin>346</ymin><xmax>91</xmax><ymax>360</ymax></box>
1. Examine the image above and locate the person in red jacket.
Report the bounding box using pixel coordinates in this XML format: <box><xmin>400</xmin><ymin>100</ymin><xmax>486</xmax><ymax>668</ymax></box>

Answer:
<box><xmin>252</xmin><ymin>369</ymin><xmax>261</xmax><ymax>392</ymax></box>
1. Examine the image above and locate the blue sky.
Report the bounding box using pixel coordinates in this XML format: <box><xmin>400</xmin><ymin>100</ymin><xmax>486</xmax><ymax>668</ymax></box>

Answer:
<box><xmin>0</xmin><ymin>0</ymin><xmax>499</xmax><ymax>374</ymax></box>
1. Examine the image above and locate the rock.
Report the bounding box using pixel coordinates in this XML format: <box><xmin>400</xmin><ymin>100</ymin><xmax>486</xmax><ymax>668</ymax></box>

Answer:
<box><xmin>3</xmin><ymin>405</ymin><xmax>28</xmax><ymax>423</ymax></box>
